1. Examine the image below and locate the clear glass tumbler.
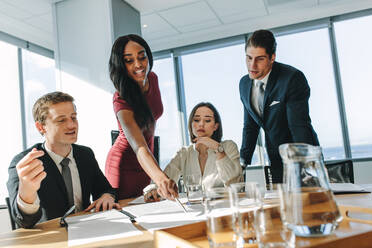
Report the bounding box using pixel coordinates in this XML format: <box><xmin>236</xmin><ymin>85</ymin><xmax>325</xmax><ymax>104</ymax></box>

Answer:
<box><xmin>229</xmin><ymin>182</ymin><xmax>261</xmax><ymax>246</ymax></box>
<box><xmin>205</xmin><ymin>187</ymin><xmax>236</xmax><ymax>248</ymax></box>
<box><xmin>184</xmin><ymin>174</ymin><xmax>203</xmax><ymax>204</ymax></box>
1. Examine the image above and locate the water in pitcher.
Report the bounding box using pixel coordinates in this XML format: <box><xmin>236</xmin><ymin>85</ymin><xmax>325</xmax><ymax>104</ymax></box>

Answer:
<box><xmin>284</xmin><ymin>188</ymin><xmax>342</xmax><ymax>237</ymax></box>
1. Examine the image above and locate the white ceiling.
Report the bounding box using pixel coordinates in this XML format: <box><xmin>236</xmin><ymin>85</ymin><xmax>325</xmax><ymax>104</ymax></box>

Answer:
<box><xmin>1</xmin><ymin>0</ymin><xmax>372</xmax><ymax>52</ymax></box>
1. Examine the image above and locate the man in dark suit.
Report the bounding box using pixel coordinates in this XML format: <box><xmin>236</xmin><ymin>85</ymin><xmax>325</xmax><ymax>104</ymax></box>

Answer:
<box><xmin>7</xmin><ymin>91</ymin><xmax>120</xmax><ymax>228</ymax></box>
<box><xmin>239</xmin><ymin>29</ymin><xmax>319</xmax><ymax>183</ymax></box>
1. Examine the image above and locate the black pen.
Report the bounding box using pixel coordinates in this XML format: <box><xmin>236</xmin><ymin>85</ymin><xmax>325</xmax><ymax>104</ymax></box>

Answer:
<box><xmin>119</xmin><ymin>209</ymin><xmax>137</xmax><ymax>223</ymax></box>
<box><xmin>60</xmin><ymin>205</ymin><xmax>76</xmax><ymax>227</ymax></box>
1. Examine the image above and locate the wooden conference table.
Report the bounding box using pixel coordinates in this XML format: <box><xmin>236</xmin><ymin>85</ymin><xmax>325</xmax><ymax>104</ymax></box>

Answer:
<box><xmin>1</xmin><ymin>187</ymin><xmax>372</xmax><ymax>248</ymax></box>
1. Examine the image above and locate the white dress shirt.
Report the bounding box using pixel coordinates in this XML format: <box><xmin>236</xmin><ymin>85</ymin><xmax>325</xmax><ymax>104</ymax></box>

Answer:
<box><xmin>143</xmin><ymin>140</ymin><xmax>242</xmax><ymax>194</ymax></box>
<box><xmin>17</xmin><ymin>144</ymin><xmax>83</xmax><ymax>214</ymax></box>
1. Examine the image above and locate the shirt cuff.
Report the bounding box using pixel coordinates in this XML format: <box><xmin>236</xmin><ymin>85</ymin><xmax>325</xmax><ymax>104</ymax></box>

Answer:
<box><xmin>143</xmin><ymin>184</ymin><xmax>157</xmax><ymax>195</ymax></box>
<box><xmin>17</xmin><ymin>193</ymin><xmax>40</xmax><ymax>215</ymax></box>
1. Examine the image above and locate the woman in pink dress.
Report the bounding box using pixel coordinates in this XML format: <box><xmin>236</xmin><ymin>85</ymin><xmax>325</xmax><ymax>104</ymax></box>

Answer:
<box><xmin>105</xmin><ymin>34</ymin><xmax>178</xmax><ymax>200</ymax></box>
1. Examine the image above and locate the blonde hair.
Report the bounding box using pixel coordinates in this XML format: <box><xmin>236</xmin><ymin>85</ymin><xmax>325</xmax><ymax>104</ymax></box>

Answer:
<box><xmin>32</xmin><ymin>91</ymin><xmax>74</xmax><ymax>124</ymax></box>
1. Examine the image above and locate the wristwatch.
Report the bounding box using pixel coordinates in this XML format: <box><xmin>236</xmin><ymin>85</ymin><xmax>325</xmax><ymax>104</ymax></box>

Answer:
<box><xmin>215</xmin><ymin>144</ymin><xmax>224</xmax><ymax>153</ymax></box>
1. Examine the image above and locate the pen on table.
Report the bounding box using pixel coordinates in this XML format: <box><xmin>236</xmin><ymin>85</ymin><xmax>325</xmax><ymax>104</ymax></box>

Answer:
<box><xmin>175</xmin><ymin>197</ymin><xmax>188</xmax><ymax>213</ymax></box>
<box><xmin>60</xmin><ymin>205</ymin><xmax>76</xmax><ymax>227</ymax></box>
<box><xmin>119</xmin><ymin>209</ymin><xmax>137</xmax><ymax>223</ymax></box>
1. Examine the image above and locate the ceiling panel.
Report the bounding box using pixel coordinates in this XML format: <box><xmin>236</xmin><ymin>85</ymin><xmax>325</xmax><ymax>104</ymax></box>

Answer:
<box><xmin>177</xmin><ymin>18</ymin><xmax>221</xmax><ymax>33</ymax></box>
<box><xmin>0</xmin><ymin>1</ymin><xmax>34</xmax><ymax>19</ymax></box>
<box><xmin>219</xmin><ymin>9</ymin><xmax>267</xmax><ymax>24</ymax></box>
<box><xmin>24</xmin><ymin>13</ymin><xmax>53</xmax><ymax>34</ymax></box>
<box><xmin>143</xmin><ymin>28</ymin><xmax>179</xmax><ymax>40</ymax></box>
<box><xmin>0</xmin><ymin>10</ymin><xmax>52</xmax><ymax>49</ymax></box>
<box><xmin>3</xmin><ymin>0</ymin><xmax>51</xmax><ymax>16</ymax></box>
<box><xmin>1</xmin><ymin>0</ymin><xmax>372</xmax><ymax>52</ymax></box>
<box><xmin>125</xmin><ymin>0</ymin><xmax>198</xmax><ymax>15</ymax></box>
<box><xmin>158</xmin><ymin>1</ymin><xmax>219</xmax><ymax>28</ymax></box>
<box><xmin>207</xmin><ymin>0</ymin><xmax>266</xmax><ymax>18</ymax></box>
<box><xmin>141</xmin><ymin>13</ymin><xmax>178</xmax><ymax>33</ymax></box>
<box><xmin>267</xmin><ymin>0</ymin><xmax>317</xmax><ymax>14</ymax></box>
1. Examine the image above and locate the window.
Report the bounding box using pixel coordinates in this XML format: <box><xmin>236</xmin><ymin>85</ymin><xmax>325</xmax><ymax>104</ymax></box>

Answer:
<box><xmin>334</xmin><ymin>15</ymin><xmax>372</xmax><ymax>158</ymax></box>
<box><xmin>22</xmin><ymin>49</ymin><xmax>56</xmax><ymax>147</ymax></box>
<box><xmin>0</xmin><ymin>41</ymin><xmax>22</xmax><ymax>204</ymax></box>
<box><xmin>182</xmin><ymin>44</ymin><xmax>260</xmax><ymax>164</ymax></box>
<box><xmin>276</xmin><ymin>28</ymin><xmax>344</xmax><ymax>160</ymax></box>
<box><xmin>153</xmin><ymin>58</ymin><xmax>183</xmax><ymax>169</ymax></box>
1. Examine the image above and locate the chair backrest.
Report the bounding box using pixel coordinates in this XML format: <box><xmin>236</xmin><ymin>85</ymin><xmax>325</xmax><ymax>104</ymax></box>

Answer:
<box><xmin>154</xmin><ymin>136</ymin><xmax>160</xmax><ymax>164</ymax></box>
<box><xmin>111</xmin><ymin>130</ymin><xmax>160</xmax><ymax>164</ymax></box>
<box><xmin>5</xmin><ymin>197</ymin><xmax>16</xmax><ymax>230</ymax></box>
<box><xmin>263</xmin><ymin>166</ymin><xmax>272</xmax><ymax>190</ymax></box>
<box><xmin>325</xmin><ymin>159</ymin><xmax>354</xmax><ymax>183</ymax></box>
<box><xmin>111</xmin><ymin>130</ymin><xmax>120</xmax><ymax>145</ymax></box>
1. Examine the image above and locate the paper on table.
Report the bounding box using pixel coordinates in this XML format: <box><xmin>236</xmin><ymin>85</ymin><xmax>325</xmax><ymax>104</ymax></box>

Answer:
<box><xmin>330</xmin><ymin>183</ymin><xmax>370</xmax><ymax>194</ymax></box>
<box><xmin>136</xmin><ymin>209</ymin><xmax>205</xmax><ymax>232</ymax></box>
<box><xmin>123</xmin><ymin>196</ymin><xmax>189</xmax><ymax>217</ymax></box>
<box><xmin>128</xmin><ymin>195</ymin><xmax>145</xmax><ymax>205</ymax></box>
<box><xmin>123</xmin><ymin>196</ymin><xmax>205</xmax><ymax>232</ymax></box>
<box><xmin>66</xmin><ymin>210</ymin><xmax>142</xmax><ymax>247</ymax></box>
<box><xmin>128</xmin><ymin>192</ymin><xmax>188</xmax><ymax>205</ymax></box>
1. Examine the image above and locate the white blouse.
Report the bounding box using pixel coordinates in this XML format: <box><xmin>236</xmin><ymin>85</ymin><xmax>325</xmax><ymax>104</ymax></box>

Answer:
<box><xmin>143</xmin><ymin>140</ymin><xmax>242</xmax><ymax>194</ymax></box>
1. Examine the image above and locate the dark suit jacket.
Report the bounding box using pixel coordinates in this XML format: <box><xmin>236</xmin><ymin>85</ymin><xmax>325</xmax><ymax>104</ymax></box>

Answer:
<box><xmin>7</xmin><ymin>143</ymin><xmax>116</xmax><ymax>228</ymax></box>
<box><xmin>239</xmin><ymin>62</ymin><xmax>319</xmax><ymax>180</ymax></box>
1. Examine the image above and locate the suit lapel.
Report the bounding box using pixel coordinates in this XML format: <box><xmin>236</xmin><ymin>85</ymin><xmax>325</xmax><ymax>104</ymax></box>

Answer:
<box><xmin>72</xmin><ymin>145</ymin><xmax>88</xmax><ymax>206</ymax></box>
<box><xmin>39</xmin><ymin>145</ymin><xmax>68</xmax><ymax>199</ymax></box>
<box><xmin>263</xmin><ymin>62</ymin><xmax>279</xmax><ymax>113</ymax></box>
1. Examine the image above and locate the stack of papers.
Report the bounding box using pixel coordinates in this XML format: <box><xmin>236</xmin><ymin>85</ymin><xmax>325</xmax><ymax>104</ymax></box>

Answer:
<box><xmin>66</xmin><ymin>210</ymin><xmax>142</xmax><ymax>247</ymax></box>
<box><xmin>123</xmin><ymin>196</ymin><xmax>205</xmax><ymax>232</ymax></box>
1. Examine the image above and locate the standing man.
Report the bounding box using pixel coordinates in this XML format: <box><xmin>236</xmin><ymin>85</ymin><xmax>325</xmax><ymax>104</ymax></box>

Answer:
<box><xmin>7</xmin><ymin>91</ymin><xmax>120</xmax><ymax>228</ymax></box>
<box><xmin>239</xmin><ymin>29</ymin><xmax>319</xmax><ymax>183</ymax></box>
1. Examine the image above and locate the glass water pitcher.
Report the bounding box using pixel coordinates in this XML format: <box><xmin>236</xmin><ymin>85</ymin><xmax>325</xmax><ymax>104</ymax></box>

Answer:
<box><xmin>279</xmin><ymin>143</ymin><xmax>342</xmax><ymax>237</ymax></box>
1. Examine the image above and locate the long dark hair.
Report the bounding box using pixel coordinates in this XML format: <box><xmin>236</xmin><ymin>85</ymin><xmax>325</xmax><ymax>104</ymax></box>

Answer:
<box><xmin>109</xmin><ymin>34</ymin><xmax>154</xmax><ymax>130</ymax></box>
<box><xmin>188</xmin><ymin>102</ymin><xmax>223</xmax><ymax>143</ymax></box>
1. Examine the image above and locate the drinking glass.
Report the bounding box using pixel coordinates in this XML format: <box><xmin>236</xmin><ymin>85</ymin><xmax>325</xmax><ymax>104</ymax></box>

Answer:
<box><xmin>254</xmin><ymin>197</ymin><xmax>295</xmax><ymax>248</ymax></box>
<box><xmin>184</xmin><ymin>174</ymin><xmax>203</xmax><ymax>204</ymax></box>
<box><xmin>229</xmin><ymin>182</ymin><xmax>261</xmax><ymax>246</ymax></box>
<box><xmin>279</xmin><ymin>143</ymin><xmax>343</xmax><ymax>237</ymax></box>
<box><xmin>205</xmin><ymin>187</ymin><xmax>236</xmax><ymax>248</ymax></box>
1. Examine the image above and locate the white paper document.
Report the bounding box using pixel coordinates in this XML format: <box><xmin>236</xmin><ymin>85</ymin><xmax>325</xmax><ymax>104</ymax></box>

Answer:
<box><xmin>123</xmin><ymin>196</ymin><xmax>205</xmax><ymax>232</ymax></box>
<box><xmin>66</xmin><ymin>210</ymin><xmax>142</xmax><ymax>247</ymax></box>
<box><xmin>128</xmin><ymin>195</ymin><xmax>145</xmax><ymax>205</ymax></box>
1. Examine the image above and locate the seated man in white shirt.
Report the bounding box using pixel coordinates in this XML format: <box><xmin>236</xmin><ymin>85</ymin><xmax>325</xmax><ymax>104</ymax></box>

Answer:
<box><xmin>7</xmin><ymin>91</ymin><xmax>120</xmax><ymax>228</ymax></box>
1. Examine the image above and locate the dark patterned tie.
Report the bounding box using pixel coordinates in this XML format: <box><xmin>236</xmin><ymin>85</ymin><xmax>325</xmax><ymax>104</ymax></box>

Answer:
<box><xmin>60</xmin><ymin>158</ymin><xmax>74</xmax><ymax>208</ymax></box>
<box><xmin>257</xmin><ymin>81</ymin><xmax>265</xmax><ymax>116</ymax></box>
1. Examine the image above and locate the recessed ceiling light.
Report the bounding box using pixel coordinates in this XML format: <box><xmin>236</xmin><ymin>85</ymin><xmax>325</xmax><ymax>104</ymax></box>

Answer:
<box><xmin>143</xmin><ymin>24</ymin><xmax>148</xmax><ymax>28</ymax></box>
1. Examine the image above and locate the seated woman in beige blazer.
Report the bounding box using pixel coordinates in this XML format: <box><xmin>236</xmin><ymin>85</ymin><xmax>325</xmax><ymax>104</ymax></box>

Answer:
<box><xmin>143</xmin><ymin>102</ymin><xmax>242</xmax><ymax>202</ymax></box>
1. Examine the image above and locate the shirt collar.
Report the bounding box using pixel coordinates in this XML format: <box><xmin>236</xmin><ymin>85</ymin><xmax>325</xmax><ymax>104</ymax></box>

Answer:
<box><xmin>43</xmin><ymin>143</ymin><xmax>74</xmax><ymax>165</ymax></box>
<box><xmin>254</xmin><ymin>69</ymin><xmax>272</xmax><ymax>88</ymax></box>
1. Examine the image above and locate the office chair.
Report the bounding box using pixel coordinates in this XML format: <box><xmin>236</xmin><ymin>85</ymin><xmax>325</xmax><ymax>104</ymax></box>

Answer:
<box><xmin>5</xmin><ymin>197</ymin><xmax>16</xmax><ymax>230</ymax></box>
<box><xmin>325</xmin><ymin>159</ymin><xmax>354</xmax><ymax>183</ymax></box>
<box><xmin>111</xmin><ymin>130</ymin><xmax>160</xmax><ymax>163</ymax></box>
<box><xmin>111</xmin><ymin>130</ymin><xmax>120</xmax><ymax>145</ymax></box>
<box><xmin>263</xmin><ymin>166</ymin><xmax>272</xmax><ymax>190</ymax></box>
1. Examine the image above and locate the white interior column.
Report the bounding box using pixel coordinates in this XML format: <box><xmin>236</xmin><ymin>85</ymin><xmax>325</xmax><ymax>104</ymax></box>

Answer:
<box><xmin>52</xmin><ymin>0</ymin><xmax>141</xmax><ymax>170</ymax></box>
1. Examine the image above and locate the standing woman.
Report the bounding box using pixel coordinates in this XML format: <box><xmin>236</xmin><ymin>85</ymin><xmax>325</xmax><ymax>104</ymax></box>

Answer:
<box><xmin>106</xmin><ymin>34</ymin><xmax>178</xmax><ymax>200</ymax></box>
